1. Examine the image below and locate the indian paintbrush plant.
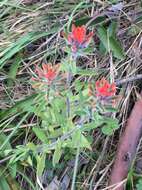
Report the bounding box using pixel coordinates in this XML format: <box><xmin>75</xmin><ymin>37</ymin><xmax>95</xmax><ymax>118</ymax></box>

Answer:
<box><xmin>4</xmin><ymin>23</ymin><xmax>120</xmax><ymax>188</ymax></box>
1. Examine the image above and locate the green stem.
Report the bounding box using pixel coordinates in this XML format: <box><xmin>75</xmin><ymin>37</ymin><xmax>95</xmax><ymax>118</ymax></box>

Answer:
<box><xmin>71</xmin><ymin>134</ymin><xmax>80</xmax><ymax>190</ymax></box>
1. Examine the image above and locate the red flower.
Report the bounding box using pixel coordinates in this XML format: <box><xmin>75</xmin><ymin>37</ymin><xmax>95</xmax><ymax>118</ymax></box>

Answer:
<box><xmin>66</xmin><ymin>24</ymin><xmax>93</xmax><ymax>52</ymax></box>
<box><xmin>32</xmin><ymin>64</ymin><xmax>59</xmax><ymax>84</ymax></box>
<box><xmin>95</xmin><ymin>78</ymin><xmax>116</xmax><ymax>97</ymax></box>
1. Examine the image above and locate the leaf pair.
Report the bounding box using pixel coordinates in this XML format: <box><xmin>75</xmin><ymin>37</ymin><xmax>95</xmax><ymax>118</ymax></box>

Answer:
<box><xmin>97</xmin><ymin>22</ymin><xmax>125</xmax><ymax>59</ymax></box>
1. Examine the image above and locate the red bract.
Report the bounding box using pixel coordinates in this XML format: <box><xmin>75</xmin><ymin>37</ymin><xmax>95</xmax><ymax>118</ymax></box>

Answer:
<box><xmin>32</xmin><ymin>64</ymin><xmax>59</xmax><ymax>84</ymax></box>
<box><xmin>67</xmin><ymin>24</ymin><xmax>93</xmax><ymax>52</ymax></box>
<box><xmin>95</xmin><ymin>78</ymin><xmax>116</xmax><ymax>97</ymax></box>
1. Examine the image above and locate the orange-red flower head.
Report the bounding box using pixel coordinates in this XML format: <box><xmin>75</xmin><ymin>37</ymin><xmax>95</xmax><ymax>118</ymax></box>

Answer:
<box><xmin>95</xmin><ymin>78</ymin><xmax>116</xmax><ymax>97</ymax></box>
<box><xmin>66</xmin><ymin>24</ymin><xmax>93</xmax><ymax>52</ymax></box>
<box><xmin>32</xmin><ymin>64</ymin><xmax>59</xmax><ymax>84</ymax></box>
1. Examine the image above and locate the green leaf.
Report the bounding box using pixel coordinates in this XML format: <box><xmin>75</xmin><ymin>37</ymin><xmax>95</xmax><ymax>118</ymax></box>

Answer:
<box><xmin>108</xmin><ymin>21</ymin><xmax>118</xmax><ymax>37</ymax></box>
<box><xmin>26</xmin><ymin>142</ymin><xmax>36</xmax><ymax>151</ymax></box>
<box><xmin>32</xmin><ymin>127</ymin><xmax>48</xmax><ymax>143</ymax></box>
<box><xmin>83</xmin><ymin>121</ymin><xmax>99</xmax><ymax>131</ymax></box>
<box><xmin>0</xmin><ymin>132</ymin><xmax>11</xmax><ymax>155</ymax></box>
<box><xmin>0</xmin><ymin>133</ymin><xmax>16</xmax><ymax>179</ymax></box>
<box><xmin>67</xmin><ymin>1</ymin><xmax>84</xmax><ymax>31</ymax></box>
<box><xmin>37</xmin><ymin>153</ymin><xmax>46</xmax><ymax>177</ymax></box>
<box><xmin>52</xmin><ymin>98</ymin><xmax>66</xmax><ymax>113</ymax></box>
<box><xmin>74</xmin><ymin>80</ymin><xmax>83</xmax><ymax>92</ymax></box>
<box><xmin>102</xmin><ymin>126</ymin><xmax>113</xmax><ymax>136</ymax></box>
<box><xmin>97</xmin><ymin>26</ymin><xmax>125</xmax><ymax>59</ymax></box>
<box><xmin>70</xmin><ymin>60</ymin><xmax>77</xmax><ymax>74</ymax></box>
<box><xmin>69</xmin><ymin>130</ymin><xmax>91</xmax><ymax>149</ymax></box>
<box><xmin>0</xmin><ymin>171</ymin><xmax>11</xmax><ymax>190</ymax></box>
<box><xmin>99</xmin><ymin>41</ymin><xmax>107</xmax><ymax>54</ymax></box>
<box><xmin>7</xmin><ymin>53</ymin><xmax>22</xmax><ymax>87</ymax></box>
<box><xmin>126</xmin><ymin>169</ymin><xmax>134</xmax><ymax>190</ymax></box>
<box><xmin>105</xmin><ymin>117</ymin><xmax>119</xmax><ymax>129</ymax></box>
<box><xmin>48</xmin><ymin>127</ymin><xmax>63</xmax><ymax>139</ymax></box>
<box><xmin>75</xmin><ymin>16</ymin><xmax>106</xmax><ymax>27</ymax></box>
<box><xmin>109</xmin><ymin>37</ymin><xmax>125</xmax><ymax>59</ymax></box>
<box><xmin>80</xmin><ymin>134</ymin><xmax>91</xmax><ymax>149</ymax></box>
<box><xmin>0</xmin><ymin>113</ymin><xmax>29</xmax><ymax>152</ymax></box>
<box><xmin>0</xmin><ymin>94</ymin><xmax>37</xmax><ymax>120</ymax></box>
<box><xmin>9</xmin><ymin>163</ymin><xmax>17</xmax><ymax>179</ymax></box>
<box><xmin>0</xmin><ymin>167</ymin><xmax>21</xmax><ymax>190</ymax></box>
<box><xmin>7</xmin><ymin>54</ymin><xmax>21</xmax><ymax>79</ymax></box>
<box><xmin>74</xmin><ymin>110</ymin><xmax>87</xmax><ymax>116</ymax></box>
<box><xmin>136</xmin><ymin>179</ymin><xmax>142</xmax><ymax>190</ymax></box>
<box><xmin>50</xmin><ymin>100</ymin><xmax>66</xmax><ymax>126</ymax></box>
<box><xmin>0</xmin><ymin>29</ymin><xmax>57</xmax><ymax>69</ymax></box>
<box><xmin>52</xmin><ymin>140</ymin><xmax>62</xmax><ymax>167</ymax></box>
<box><xmin>101</xmin><ymin>117</ymin><xmax>119</xmax><ymax>135</ymax></box>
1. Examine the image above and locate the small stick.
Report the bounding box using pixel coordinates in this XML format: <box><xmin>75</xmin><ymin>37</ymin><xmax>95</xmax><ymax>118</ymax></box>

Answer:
<box><xmin>115</xmin><ymin>74</ymin><xmax>142</xmax><ymax>85</ymax></box>
<box><xmin>109</xmin><ymin>92</ymin><xmax>142</xmax><ymax>190</ymax></box>
<box><xmin>3</xmin><ymin>123</ymin><xmax>36</xmax><ymax>132</ymax></box>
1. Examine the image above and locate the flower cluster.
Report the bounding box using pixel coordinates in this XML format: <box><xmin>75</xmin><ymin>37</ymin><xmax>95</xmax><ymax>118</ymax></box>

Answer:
<box><xmin>32</xmin><ymin>25</ymin><xmax>117</xmax><ymax>102</ymax></box>
<box><xmin>95</xmin><ymin>78</ymin><xmax>116</xmax><ymax>97</ymax></box>
<box><xmin>32</xmin><ymin>63</ymin><xmax>59</xmax><ymax>85</ymax></box>
<box><xmin>65</xmin><ymin>24</ymin><xmax>93</xmax><ymax>52</ymax></box>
